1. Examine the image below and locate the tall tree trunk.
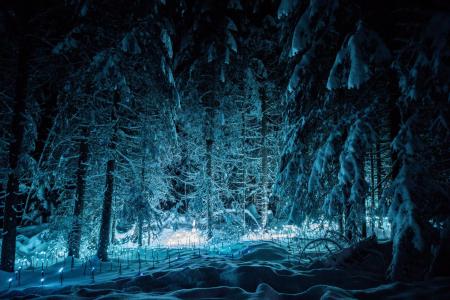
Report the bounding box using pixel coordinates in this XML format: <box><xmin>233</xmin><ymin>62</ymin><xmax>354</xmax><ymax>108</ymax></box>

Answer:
<box><xmin>206</xmin><ymin>135</ymin><xmax>213</xmax><ymax>239</ymax></box>
<box><xmin>0</xmin><ymin>34</ymin><xmax>30</xmax><ymax>272</ymax></box>
<box><xmin>259</xmin><ymin>87</ymin><xmax>269</xmax><ymax>229</ymax></box>
<box><xmin>344</xmin><ymin>202</ymin><xmax>353</xmax><ymax>242</ymax></box>
<box><xmin>389</xmin><ymin>105</ymin><xmax>401</xmax><ymax>182</ymax></box>
<box><xmin>137</xmin><ymin>216</ymin><xmax>143</xmax><ymax>247</ymax></box>
<box><xmin>68</xmin><ymin>126</ymin><xmax>89</xmax><ymax>258</ymax></box>
<box><xmin>32</xmin><ymin>85</ymin><xmax>58</xmax><ymax>162</ymax></box>
<box><xmin>369</xmin><ymin>147</ymin><xmax>376</xmax><ymax>235</ymax></box>
<box><xmin>337</xmin><ymin>204</ymin><xmax>344</xmax><ymax>235</ymax></box>
<box><xmin>202</xmin><ymin>90</ymin><xmax>216</xmax><ymax>240</ymax></box>
<box><xmin>241</xmin><ymin>111</ymin><xmax>247</xmax><ymax>234</ymax></box>
<box><xmin>375</xmin><ymin>138</ymin><xmax>383</xmax><ymax>227</ymax></box>
<box><xmin>97</xmin><ymin>91</ymin><xmax>120</xmax><ymax>261</ymax></box>
<box><xmin>343</xmin><ymin>175</ymin><xmax>366</xmax><ymax>241</ymax></box>
<box><xmin>342</xmin><ymin>181</ymin><xmax>353</xmax><ymax>241</ymax></box>
<box><xmin>361</xmin><ymin>198</ymin><xmax>367</xmax><ymax>239</ymax></box>
<box><xmin>389</xmin><ymin>101</ymin><xmax>401</xmax><ymax>242</ymax></box>
<box><xmin>111</xmin><ymin>214</ymin><xmax>116</xmax><ymax>245</ymax></box>
<box><xmin>30</xmin><ymin>85</ymin><xmax>59</xmax><ymax>224</ymax></box>
<box><xmin>137</xmin><ymin>148</ymin><xmax>146</xmax><ymax>247</ymax></box>
<box><xmin>360</xmin><ymin>154</ymin><xmax>367</xmax><ymax>239</ymax></box>
<box><xmin>147</xmin><ymin>223</ymin><xmax>151</xmax><ymax>246</ymax></box>
<box><xmin>0</xmin><ymin>184</ymin><xmax>4</xmax><ymax>230</ymax></box>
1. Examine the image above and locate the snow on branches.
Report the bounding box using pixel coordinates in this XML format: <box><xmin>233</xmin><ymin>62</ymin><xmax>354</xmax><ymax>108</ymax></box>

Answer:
<box><xmin>327</xmin><ymin>21</ymin><xmax>391</xmax><ymax>90</ymax></box>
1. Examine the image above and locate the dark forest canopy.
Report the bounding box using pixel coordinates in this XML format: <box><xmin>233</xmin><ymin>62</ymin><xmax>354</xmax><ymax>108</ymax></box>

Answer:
<box><xmin>0</xmin><ymin>0</ymin><xmax>449</xmax><ymax>289</ymax></box>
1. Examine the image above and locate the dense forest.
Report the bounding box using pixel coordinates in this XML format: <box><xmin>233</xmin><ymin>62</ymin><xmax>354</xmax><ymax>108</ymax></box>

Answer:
<box><xmin>0</xmin><ymin>0</ymin><xmax>449</xmax><ymax>298</ymax></box>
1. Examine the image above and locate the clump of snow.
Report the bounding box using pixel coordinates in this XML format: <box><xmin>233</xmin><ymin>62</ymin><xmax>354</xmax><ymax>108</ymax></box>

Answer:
<box><xmin>287</xmin><ymin>47</ymin><xmax>315</xmax><ymax>93</ymax></box>
<box><xmin>227</xmin><ymin>0</ymin><xmax>243</xmax><ymax>11</ymax></box>
<box><xmin>290</xmin><ymin>0</ymin><xmax>339</xmax><ymax>57</ymax></box>
<box><xmin>207</xmin><ymin>43</ymin><xmax>217</xmax><ymax>63</ymax></box>
<box><xmin>161</xmin><ymin>57</ymin><xmax>175</xmax><ymax>86</ymax></box>
<box><xmin>226</xmin><ymin>30</ymin><xmax>238</xmax><ymax>53</ymax></box>
<box><xmin>396</xmin><ymin>13</ymin><xmax>450</xmax><ymax>100</ymax></box>
<box><xmin>277</xmin><ymin>0</ymin><xmax>301</xmax><ymax>19</ymax></box>
<box><xmin>227</xmin><ymin>18</ymin><xmax>238</xmax><ymax>32</ymax></box>
<box><xmin>327</xmin><ymin>21</ymin><xmax>391</xmax><ymax>89</ymax></box>
<box><xmin>224</xmin><ymin>47</ymin><xmax>231</xmax><ymax>64</ymax></box>
<box><xmin>160</xmin><ymin>28</ymin><xmax>173</xmax><ymax>59</ymax></box>
<box><xmin>121</xmin><ymin>32</ymin><xmax>142</xmax><ymax>55</ymax></box>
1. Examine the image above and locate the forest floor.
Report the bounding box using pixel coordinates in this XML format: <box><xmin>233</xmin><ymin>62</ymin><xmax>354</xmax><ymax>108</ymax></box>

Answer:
<box><xmin>0</xmin><ymin>239</ymin><xmax>449</xmax><ymax>299</ymax></box>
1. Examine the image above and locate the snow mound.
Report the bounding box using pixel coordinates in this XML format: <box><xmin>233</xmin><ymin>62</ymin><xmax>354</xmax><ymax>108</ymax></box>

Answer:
<box><xmin>1</xmin><ymin>241</ymin><xmax>449</xmax><ymax>299</ymax></box>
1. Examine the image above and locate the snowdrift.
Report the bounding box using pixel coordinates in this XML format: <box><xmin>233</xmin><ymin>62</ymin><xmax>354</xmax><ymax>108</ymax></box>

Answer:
<box><xmin>1</xmin><ymin>240</ymin><xmax>449</xmax><ymax>299</ymax></box>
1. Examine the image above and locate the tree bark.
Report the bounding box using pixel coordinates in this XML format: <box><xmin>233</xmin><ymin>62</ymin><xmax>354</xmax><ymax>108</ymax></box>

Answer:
<box><xmin>344</xmin><ymin>202</ymin><xmax>353</xmax><ymax>241</ymax></box>
<box><xmin>137</xmin><ymin>216</ymin><xmax>143</xmax><ymax>247</ymax></box>
<box><xmin>32</xmin><ymin>85</ymin><xmax>58</xmax><ymax>162</ymax></box>
<box><xmin>389</xmin><ymin>99</ymin><xmax>401</xmax><ymax>243</ymax></box>
<box><xmin>206</xmin><ymin>135</ymin><xmax>213</xmax><ymax>239</ymax></box>
<box><xmin>111</xmin><ymin>214</ymin><xmax>116</xmax><ymax>245</ymax></box>
<box><xmin>369</xmin><ymin>147</ymin><xmax>376</xmax><ymax>235</ymax></box>
<box><xmin>31</xmin><ymin>85</ymin><xmax>59</xmax><ymax>223</ymax></box>
<box><xmin>360</xmin><ymin>153</ymin><xmax>367</xmax><ymax>239</ymax></box>
<box><xmin>137</xmin><ymin>144</ymin><xmax>146</xmax><ymax>247</ymax></box>
<box><xmin>68</xmin><ymin>126</ymin><xmax>89</xmax><ymax>258</ymax></box>
<box><xmin>97</xmin><ymin>91</ymin><xmax>120</xmax><ymax>261</ymax></box>
<box><xmin>0</xmin><ymin>33</ymin><xmax>30</xmax><ymax>272</ymax></box>
<box><xmin>361</xmin><ymin>197</ymin><xmax>367</xmax><ymax>239</ymax></box>
<box><xmin>200</xmin><ymin>89</ymin><xmax>217</xmax><ymax>240</ymax></box>
<box><xmin>202</xmin><ymin>90</ymin><xmax>216</xmax><ymax>240</ymax></box>
<box><xmin>241</xmin><ymin>111</ymin><xmax>247</xmax><ymax>234</ymax></box>
<box><xmin>337</xmin><ymin>204</ymin><xmax>344</xmax><ymax>235</ymax></box>
<box><xmin>389</xmin><ymin>105</ymin><xmax>401</xmax><ymax>181</ymax></box>
<box><xmin>259</xmin><ymin>86</ymin><xmax>269</xmax><ymax>229</ymax></box>
<box><xmin>375</xmin><ymin>138</ymin><xmax>383</xmax><ymax>227</ymax></box>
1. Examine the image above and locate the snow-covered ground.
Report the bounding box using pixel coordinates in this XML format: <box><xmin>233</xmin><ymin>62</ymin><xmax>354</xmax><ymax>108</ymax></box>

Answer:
<box><xmin>1</xmin><ymin>238</ymin><xmax>449</xmax><ymax>299</ymax></box>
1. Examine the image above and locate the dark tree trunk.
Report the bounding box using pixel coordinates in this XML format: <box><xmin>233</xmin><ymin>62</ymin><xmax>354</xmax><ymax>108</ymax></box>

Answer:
<box><xmin>137</xmin><ymin>216</ymin><xmax>143</xmax><ymax>247</ymax></box>
<box><xmin>241</xmin><ymin>111</ymin><xmax>247</xmax><ymax>234</ymax></box>
<box><xmin>360</xmin><ymin>157</ymin><xmax>367</xmax><ymax>239</ymax></box>
<box><xmin>343</xmin><ymin>180</ymin><xmax>353</xmax><ymax>241</ymax></box>
<box><xmin>389</xmin><ymin>105</ymin><xmax>401</xmax><ymax>181</ymax></box>
<box><xmin>375</xmin><ymin>138</ymin><xmax>383</xmax><ymax>227</ymax></box>
<box><xmin>97</xmin><ymin>91</ymin><xmax>120</xmax><ymax>261</ymax></box>
<box><xmin>0</xmin><ymin>184</ymin><xmax>4</xmax><ymax>230</ymax></box>
<box><xmin>206</xmin><ymin>135</ymin><xmax>213</xmax><ymax>239</ymax></box>
<box><xmin>388</xmin><ymin>92</ymin><xmax>401</xmax><ymax>243</ymax></box>
<box><xmin>337</xmin><ymin>204</ymin><xmax>344</xmax><ymax>235</ymax></box>
<box><xmin>32</xmin><ymin>85</ymin><xmax>58</xmax><ymax>162</ymax></box>
<box><xmin>29</xmin><ymin>86</ymin><xmax>59</xmax><ymax>223</ymax></box>
<box><xmin>369</xmin><ymin>147</ymin><xmax>376</xmax><ymax>235</ymax></box>
<box><xmin>344</xmin><ymin>202</ymin><xmax>353</xmax><ymax>242</ymax></box>
<box><xmin>0</xmin><ymin>33</ymin><xmax>30</xmax><ymax>272</ymax></box>
<box><xmin>202</xmin><ymin>91</ymin><xmax>216</xmax><ymax>240</ymax></box>
<box><xmin>259</xmin><ymin>86</ymin><xmax>269</xmax><ymax>228</ymax></box>
<box><xmin>68</xmin><ymin>126</ymin><xmax>89</xmax><ymax>258</ymax></box>
<box><xmin>111</xmin><ymin>215</ymin><xmax>116</xmax><ymax>245</ymax></box>
<box><xmin>137</xmin><ymin>146</ymin><xmax>146</xmax><ymax>247</ymax></box>
<box><xmin>361</xmin><ymin>199</ymin><xmax>367</xmax><ymax>239</ymax></box>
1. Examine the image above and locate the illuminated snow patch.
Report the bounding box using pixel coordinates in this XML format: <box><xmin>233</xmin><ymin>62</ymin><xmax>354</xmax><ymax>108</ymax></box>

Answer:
<box><xmin>241</xmin><ymin>225</ymin><xmax>301</xmax><ymax>242</ymax></box>
<box><xmin>151</xmin><ymin>220</ymin><xmax>207</xmax><ymax>248</ymax></box>
<box><xmin>162</xmin><ymin>228</ymin><xmax>206</xmax><ymax>248</ymax></box>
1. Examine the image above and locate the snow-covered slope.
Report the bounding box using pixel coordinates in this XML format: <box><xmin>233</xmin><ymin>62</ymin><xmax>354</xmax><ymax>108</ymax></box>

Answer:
<box><xmin>1</xmin><ymin>240</ymin><xmax>449</xmax><ymax>299</ymax></box>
